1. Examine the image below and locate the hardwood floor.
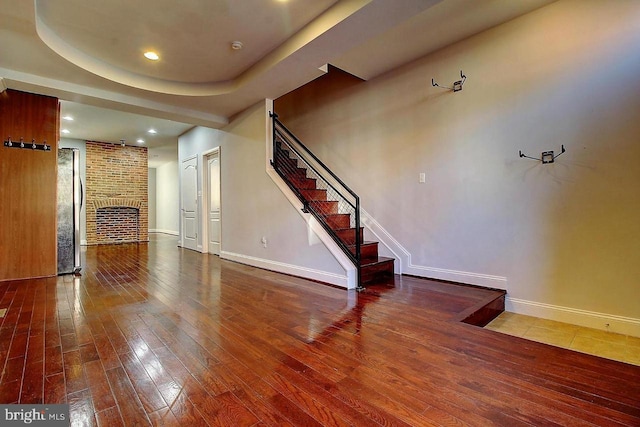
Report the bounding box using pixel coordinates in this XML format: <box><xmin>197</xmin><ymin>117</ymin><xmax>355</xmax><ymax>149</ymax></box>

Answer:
<box><xmin>1</xmin><ymin>234</ymin><xmax>639</xmax><ymax>426</ymax></box>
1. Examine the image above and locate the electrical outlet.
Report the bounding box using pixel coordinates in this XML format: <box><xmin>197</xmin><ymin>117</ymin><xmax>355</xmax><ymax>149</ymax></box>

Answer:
<box><xmin>419</xmin><ymin>173</ymin><xmax>426</xmax><ymax>183</ymax></box>
<box><xmin>261</xmin><ymin>236</ymin><xmax>267</xmax><ymax>248</ymax></box>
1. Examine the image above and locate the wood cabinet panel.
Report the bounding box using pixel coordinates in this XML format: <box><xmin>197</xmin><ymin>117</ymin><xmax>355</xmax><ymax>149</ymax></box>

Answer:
<box><xmin>0</xmin><ymin>89</ymin><xmax>59</xmax><ymax>280</ymax></box>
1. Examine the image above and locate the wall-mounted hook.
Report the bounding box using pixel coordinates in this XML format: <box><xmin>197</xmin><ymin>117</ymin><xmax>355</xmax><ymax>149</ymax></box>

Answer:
<box><xmin>519</xmin><ymin>145</ymin><xmax>566</xmax><ymax>164</ymax></box>
<box><xmin>4</xmin><ymin>136</ymin><xmax>51</xmax><ymax>151</ymax></box>
<box><xmin>432</xmin><ymin>70</ymin><xmax>467</xmax><ymax>92</ymax></box>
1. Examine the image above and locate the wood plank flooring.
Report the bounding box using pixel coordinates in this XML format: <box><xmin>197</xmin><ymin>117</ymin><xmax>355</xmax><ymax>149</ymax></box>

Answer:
<box><xmin>1</xmin><ymin>233</ymin><xmax>639</xmax><ymax>426</ymax></box>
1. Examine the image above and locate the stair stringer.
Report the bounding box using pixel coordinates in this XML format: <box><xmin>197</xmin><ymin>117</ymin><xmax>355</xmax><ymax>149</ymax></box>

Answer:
<box><xmin>266</xmin><ymin>166</ymin><xmax>357</xmax><ymax>289</ymax></box>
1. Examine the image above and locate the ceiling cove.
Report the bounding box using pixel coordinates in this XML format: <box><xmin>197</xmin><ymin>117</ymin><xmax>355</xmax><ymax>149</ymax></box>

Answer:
<box><xmin>33</xmin><ymin>0</ymin><xmax>370</xmax><ymax>96</ymax></box>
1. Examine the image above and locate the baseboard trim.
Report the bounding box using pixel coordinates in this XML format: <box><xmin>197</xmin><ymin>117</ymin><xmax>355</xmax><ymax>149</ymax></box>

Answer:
<box><xmin>506</xmin><ymin>297</ymin><xmax>640</xmax><ymax>338</ymax></box>
<box><xmin>221</xmin><ymin>251</ymin><xmax>351</xmax><ymax>289</ymax></box>
<box><xmin>404</xmin><ymin>265</ymin><xmax>508</xmax><ymax>290</ymax></box>
<box><xmin>149</xmin><ymin>229</ymin><xmax>179</xmax><ymax>236</ymax></box>
<box><xmin>360</xmin><ymin>208</ymin><xmax>508</xmax><ymax>290</ymax></box>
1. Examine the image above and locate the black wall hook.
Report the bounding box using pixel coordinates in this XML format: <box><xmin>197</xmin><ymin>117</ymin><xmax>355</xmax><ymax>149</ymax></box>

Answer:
<box><xmin>432</xmin><ymin>70</ymin><xmax>467</xmax><ymax>92</ymax></box>
<box><xmin>519</xmin><ymin>145</ymin><xmax>566</xmax><ymax>164</ymax></box>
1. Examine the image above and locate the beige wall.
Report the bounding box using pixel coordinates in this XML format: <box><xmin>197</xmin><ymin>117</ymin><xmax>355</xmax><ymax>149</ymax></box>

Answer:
<box><xmin>154</xmin><ymin>160</ymin><xmax>179</xmax><ymax>235</ymax></box>
<box><xmin>148</xmin><ymin>168</ymin><xmax>157</xmax><ymax>230</ymax></box>
<box><xmin>275</xmin><ymin>0</ymin><xmax>640</xmax><ymax>332</ymax></box>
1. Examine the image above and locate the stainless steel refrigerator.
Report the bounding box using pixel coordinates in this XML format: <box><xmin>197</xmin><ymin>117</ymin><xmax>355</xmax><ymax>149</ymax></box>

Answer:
<box><xmin>57</xmin><ymin>148</ymin><xmax>82</xmax><ymax>275</ymax></box>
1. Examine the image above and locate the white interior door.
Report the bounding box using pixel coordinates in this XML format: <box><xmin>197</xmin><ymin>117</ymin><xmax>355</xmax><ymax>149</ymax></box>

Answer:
<box><xmin>181</xmin><ymin>156</ymin><xmax>198</xmax><ymax>251</ymax></box>
<box><xmin>207</xmin><ymin>152</ymin><xmax>221</xmax><ymax>255</ymax></box>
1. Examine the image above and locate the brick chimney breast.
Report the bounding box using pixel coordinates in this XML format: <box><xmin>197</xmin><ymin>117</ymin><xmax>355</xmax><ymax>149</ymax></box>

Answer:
<box><xmin>85</xmin><ymin>141</ymin><xmax>148</xmax><ymax>245</ymax></box>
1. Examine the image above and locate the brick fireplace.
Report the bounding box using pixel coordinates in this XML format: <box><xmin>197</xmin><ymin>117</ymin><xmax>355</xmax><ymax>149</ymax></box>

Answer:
<box><xmin>86</xmin><ymin>141</ymin><xmax>148</xmax><ymax>245</ymax></box>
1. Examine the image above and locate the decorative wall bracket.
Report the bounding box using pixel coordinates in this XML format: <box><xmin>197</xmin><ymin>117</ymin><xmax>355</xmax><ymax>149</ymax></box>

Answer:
<box><xmin>4</xmin><ymin>137</ymin><xmax>51</xmax><ymax>151</ymax></box>
<box><xmin>519</xmin><ymin>145</ymin><xmax>566</xmax><ymax>164</ymax></box>
<box><xmin>432</xmin><ymin>70</ymin><xmax>467</xmax><ymax>92</ymax></box>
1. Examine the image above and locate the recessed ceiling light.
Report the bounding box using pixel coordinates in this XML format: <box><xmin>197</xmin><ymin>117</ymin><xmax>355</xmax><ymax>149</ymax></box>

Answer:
<box><xmin>231</xmin><ymin>41</ymin><xmax>243</xmax><ymax>50</ymax></box>
<box><xmin>147</xmin><ymin>129</ymin><xmax>157</xmax><ymax>134</ymax></box>
<box><xmin>137</xmin><ymin>138</ymin><xmax>145</xmax><ymax>144</ymax></box>
<box><xmin>144</xmin><ymin>51</ymin><xmax>159</xmax><ymax>61</ymax></box>
<box><xmin>62</xmin><ymin>115</ymin><xmax>74</xmax><ymax>121</ymax></box>
<box><xmin>61</xmin><ymin>129</ymin><xmax>70</xmax><ymax>134</ymax></box>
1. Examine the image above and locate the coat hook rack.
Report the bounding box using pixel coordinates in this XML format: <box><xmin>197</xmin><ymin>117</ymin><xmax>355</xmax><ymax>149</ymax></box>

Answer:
<box><xmin>3</xmin><ymin>136</ymin><xmax>51</xmax><ymax>151</ymax></box>
<box><xmin>519</xmin><ymin>145</ymin><xmax>566</xmax><ymax>164</ymax></box>
<box><xmin>432</xmin><ymin>70</ymin><xmax>467</xmax><ymax>92</ymax></box>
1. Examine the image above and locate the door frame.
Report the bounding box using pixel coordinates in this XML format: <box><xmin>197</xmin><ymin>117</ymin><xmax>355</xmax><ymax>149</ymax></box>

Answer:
<box><xmin>202</xmin><ymin>147</ymin><xmax>221</xmax><ymax>255</ymax></box>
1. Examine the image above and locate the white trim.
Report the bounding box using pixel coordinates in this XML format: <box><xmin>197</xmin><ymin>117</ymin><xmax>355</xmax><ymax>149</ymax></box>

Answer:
<box><xmin>361</xmin><ymin>208</ymin><xmax>508</xmax><ymax>290</ymax></box>
<box><xmin>149</xmin><ymin>229</ymin><xmax>179</xmax><ymax>236</ymax></box>
<box><xmin>405</xmin><ymin>265</ymin><xmax>508</xmax><ymax>290</ymax></box>
<box><xmin>221</xmin><ymin>251</ymin><xmax>350</xmax><ymax>288</ymax></box>
<box><xmin>506</xmin><ymin>297</ymin><xmax>640</xmax><ymax>338</ymax></box>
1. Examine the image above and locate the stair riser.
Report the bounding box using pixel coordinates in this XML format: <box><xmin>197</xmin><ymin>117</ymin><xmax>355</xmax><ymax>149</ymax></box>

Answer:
<box><xmin>350</xmin><ymin>242</ymin><xmax>379</xmax><ymax>261</ymax></box>
<box><xmin>335</xmin><ymin>228</ymin><xmax>364</xmax><ymax>245</ymax></box>
<box><xmin>275</xmin><ymin>154</ymin><xmax>297</xmax><ymax>168</ymax></box>
<box><xmin>325</xmin><ymin>214</ymin><xmax>351</xmax><ymax>229</ymax></box>
<box><xmin>282</xmin><ymin>168</ymin><xmax>308</xmax><ymax>179</ymax></box>
<box><xmin>300</xmin><ymin>189</ymin><xmax>327</xmax><ymax>201</ymax></box>
<box><xmin>361</xmin><ymin>260</ymin><xmax>395</xmax><ymax>284</ymax></box>
<box><xmin>309</xmin><ymin>201</ymin><xmax>338</xmax><ymax>215</ymax></box>
<box><xmin>288</xmin><ymin>177</ymin><xmax>317</xmax><ymax>189</ymax></box>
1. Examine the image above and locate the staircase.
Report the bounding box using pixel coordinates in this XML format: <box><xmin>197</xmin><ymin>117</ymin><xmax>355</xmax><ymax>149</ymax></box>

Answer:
<box><xmin>271</xmin><ymin>114</ymin><xmax>394</xmax><ymax>289</ymax></box>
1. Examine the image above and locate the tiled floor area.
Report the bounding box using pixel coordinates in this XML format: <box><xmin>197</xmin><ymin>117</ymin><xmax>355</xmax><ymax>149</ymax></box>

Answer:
<box><xmin>486</xmin><ymin>312</ymin><xmax>640</xmax><ymax>366</ymax></box>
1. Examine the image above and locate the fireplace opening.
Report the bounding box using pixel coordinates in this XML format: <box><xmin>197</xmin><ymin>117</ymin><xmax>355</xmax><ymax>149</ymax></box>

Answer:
<box><xmin>96</xmin><ymin>206</ymin><xmax>140</xmax><ymax>244</ymax></box>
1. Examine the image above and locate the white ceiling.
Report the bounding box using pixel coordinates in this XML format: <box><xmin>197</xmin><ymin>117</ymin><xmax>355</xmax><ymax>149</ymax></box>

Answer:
<box><xmin>0</xmin><ymin>0</ymin><xmax>556</xmax><ymax>167</ymax></box>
